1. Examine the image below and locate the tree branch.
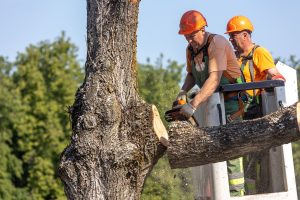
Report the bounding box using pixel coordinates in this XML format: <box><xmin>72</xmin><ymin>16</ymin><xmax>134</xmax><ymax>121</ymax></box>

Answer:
<box><xmin>167</xmin><ymin>102</ymin><xmax>300</xmax><ymax>169</ymax></box>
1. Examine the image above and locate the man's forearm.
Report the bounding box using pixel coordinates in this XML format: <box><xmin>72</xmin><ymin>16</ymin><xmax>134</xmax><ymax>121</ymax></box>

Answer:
<box><xmin>190</xmin><ymin>71</ymin><xmax>222</xmax><ymax>108</ymax></box>
<box><xmin>267</xmin><ymin>68</ymin><xmax>285</xmax><ymax>81</ymax></box>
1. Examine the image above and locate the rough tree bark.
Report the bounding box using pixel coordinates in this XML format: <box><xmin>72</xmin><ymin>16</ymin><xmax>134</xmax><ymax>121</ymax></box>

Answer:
<box><xmin>58</xmin><ymin>0</ymin><xmax>167</xmax><ymax>199</ymax></box>
<box><xmin>167</xmin><ymin>103</ymin><xmax>300</xmax><ymax>169</ymax></box>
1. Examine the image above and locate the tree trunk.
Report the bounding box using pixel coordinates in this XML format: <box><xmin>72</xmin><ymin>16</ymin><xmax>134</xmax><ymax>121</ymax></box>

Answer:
<box><xmin>58</xmin><ymin>0</ymin><xmax>166</xmax><ymax>199</ymax></box>
<box><xmin>167</xmin><ymin>103</ymin><xmax>300</xmax><ymax>169</ymax></box>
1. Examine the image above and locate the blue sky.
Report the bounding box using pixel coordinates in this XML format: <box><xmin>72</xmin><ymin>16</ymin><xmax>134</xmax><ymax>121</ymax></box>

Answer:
<box><xmin>1</xmin><ymin>0</ymin><xmax>300</xmax><ymax>67</ymax></box>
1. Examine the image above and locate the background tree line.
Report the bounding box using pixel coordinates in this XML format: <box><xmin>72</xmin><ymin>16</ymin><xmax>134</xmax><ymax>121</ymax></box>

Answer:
<box><xmin>0</xmin><ymin>33</ymin><xmax>299</xmax><ymax>199</ymax></box>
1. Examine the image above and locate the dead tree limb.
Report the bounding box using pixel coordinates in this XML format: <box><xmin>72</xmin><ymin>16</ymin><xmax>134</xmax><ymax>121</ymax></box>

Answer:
<box><xmin>167</xmin><ymin>102</ymin><xmax>300</xmax><ymax>169</ymax></box>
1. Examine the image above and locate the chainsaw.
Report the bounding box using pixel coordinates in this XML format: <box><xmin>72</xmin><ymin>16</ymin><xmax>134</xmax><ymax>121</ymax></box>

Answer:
<box><xmin>164</xmin><ymin>99</ymin><xmax>198</xmax><ymax>126</ymax></box>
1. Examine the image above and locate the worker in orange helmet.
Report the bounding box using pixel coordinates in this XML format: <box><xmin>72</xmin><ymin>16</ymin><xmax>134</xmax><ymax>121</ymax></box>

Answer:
<box><xmin>175</xmin><ymin>10</ymin><xmax>245</xmax><ymax>197</ymax></box>
<box><xmin>225</xmin><ymin>15</ymin><xmax>285</xmax><ymax>195</ymax></box>
<box><xmin>225</xmin><ymin>15</ymin><xmax>285</xmax><ymax>120</ymax></box>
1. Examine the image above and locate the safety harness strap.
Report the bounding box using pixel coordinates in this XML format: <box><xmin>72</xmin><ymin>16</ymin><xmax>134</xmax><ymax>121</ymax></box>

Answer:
<box><xmin>241</xmin><ymin>45</ymin><xmax>260</xmax><ymax>104</ymax></box>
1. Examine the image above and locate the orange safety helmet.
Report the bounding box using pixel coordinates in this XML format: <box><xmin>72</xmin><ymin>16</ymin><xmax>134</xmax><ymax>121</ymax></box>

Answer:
<box><xmin>225</xmin><ymin>15</ymin><xmax>254</xmax><ymax>34</ymax></box>
<box><xmin>179</xmin><ymin>10</ymin><xmax>207</xmax><ymax>35</ymax></box>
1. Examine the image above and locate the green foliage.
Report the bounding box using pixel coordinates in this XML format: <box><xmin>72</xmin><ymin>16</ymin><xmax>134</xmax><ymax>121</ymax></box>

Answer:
<box><xmin>138</xmin><ymin>55</ymin><xmax>194</xmax><ymax>200</ymax></box>
<box><xmin>0</xmin><ymin>56</ymin><xmax>27</xmax><ymax>200</ymax></box>
<box><xmin>0</xmin><ymin>33</ymin><xmax>83</xmax><ymax>199</ymax></box>
<box><xmin>138</xmin><ymin>55</ymin><xmax>183</xmax><ymax>121</ymax></box>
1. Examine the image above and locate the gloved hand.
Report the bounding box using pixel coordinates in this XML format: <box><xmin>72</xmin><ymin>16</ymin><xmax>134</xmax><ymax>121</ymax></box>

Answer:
<box><xmin>176</xmin><ymin>90</ymin><xmax>187</xmax><ymax>102</ymax></box>
<box><xmin>165</xmin><ymin>103</ymin><xmax>196</xmax><ymax>122</ymax></box>
<box><xmin>172</xmin><ymin>90</ymin><xmax>187</xmax><ymax>107</ymax></box>
<box><xmin>180</xmin><ymin>103</ymin><xmax>196</xmax><ymax>118</ymax></box>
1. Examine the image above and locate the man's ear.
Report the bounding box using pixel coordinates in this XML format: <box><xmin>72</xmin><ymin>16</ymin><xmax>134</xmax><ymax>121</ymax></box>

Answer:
<box><xmin>242</xmin><ymin>31</ymin><xmax>249</xmax><ymax>38</ymax></box>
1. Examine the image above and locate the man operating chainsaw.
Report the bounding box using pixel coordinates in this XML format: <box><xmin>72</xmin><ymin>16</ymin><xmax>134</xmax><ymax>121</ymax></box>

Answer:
<box><xmin>165</xmin><ymin>10</ymin><xmax>245</xmax><ymax>196</ymax></box>
<box><xmin>170</xmin><ymin>10</ymin><xmax>244</xmax><ymax>124</ymax></box>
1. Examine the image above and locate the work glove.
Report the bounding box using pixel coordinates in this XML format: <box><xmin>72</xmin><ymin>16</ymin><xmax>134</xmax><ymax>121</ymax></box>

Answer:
<box><xmin>179</xmin><ymin>103</ymin><xmax>196</xmax><ymax>119</ymax></box>
<box><xmin>176</xmin><ymin>90</ymin><xmax>187</xmax><ymax>101</ymax></box>
<box><xmin>164</xmin><ymin>103</ymin><xmax>198</xmax><ymax>126</ymax></box>
<box><xmin>165</xmin><ymin>106</ymin><xmax>187</xmax><ymax>122</ymax></box>
<box><xmin>172</xmin><ymin>90</ymin><xmax>187</xmax><ymax>107</ymax></box>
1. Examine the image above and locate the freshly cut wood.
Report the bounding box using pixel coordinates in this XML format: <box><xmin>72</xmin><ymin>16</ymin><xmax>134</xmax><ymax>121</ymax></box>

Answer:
<box><xmin>167</xmin><ymin>103</ymin><xmax>300</xmax><ymax>169</ymax></box>
<box><xmin>152</xmin><ymin>105</ymin><xmax>169</xmax><ymax>146</ymax></box>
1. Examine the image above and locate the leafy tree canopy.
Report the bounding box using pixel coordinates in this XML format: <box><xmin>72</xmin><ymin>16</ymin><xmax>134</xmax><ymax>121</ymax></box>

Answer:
<box><xmin>0</xmin><ymin>33</ymin><xmax>83</xmax><ymax>200</ymax></box>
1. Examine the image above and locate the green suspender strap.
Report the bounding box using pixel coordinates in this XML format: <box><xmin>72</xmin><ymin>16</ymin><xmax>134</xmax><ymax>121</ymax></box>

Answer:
<box><xmin>189</xmin><ymin>34</ymin><xmax>235</xmax><ymax>87</ymax></box>
<box><xmin>189</xmin><ymin>34</ymin><xmax>216</xmax><ymax>88</ymax></box>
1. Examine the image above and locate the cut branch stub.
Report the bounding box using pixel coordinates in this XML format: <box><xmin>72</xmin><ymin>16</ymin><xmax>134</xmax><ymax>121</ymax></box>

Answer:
<box><xmin>152</xmin><ymin>105</ymin><xmax>169</xmax><ymax>146</ymax></box>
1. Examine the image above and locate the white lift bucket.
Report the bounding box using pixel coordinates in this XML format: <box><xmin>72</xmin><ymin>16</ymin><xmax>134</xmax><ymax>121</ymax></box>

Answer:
<box><xmin>191</xmin><ymin>92</ymin><xmax>230</xmax><ymax>200</ymax></box>
<box><xmin>191</xmin><ymin>62</ymin><xmax>298</xmax><ymax>200</ymax></box>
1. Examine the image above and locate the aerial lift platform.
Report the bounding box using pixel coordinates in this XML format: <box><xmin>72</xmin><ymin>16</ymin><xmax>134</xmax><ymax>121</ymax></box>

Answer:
<box><xmin>191</xmin><ymin>62</ymin><xmax>298</xmax><ymax>200</ymax></box>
